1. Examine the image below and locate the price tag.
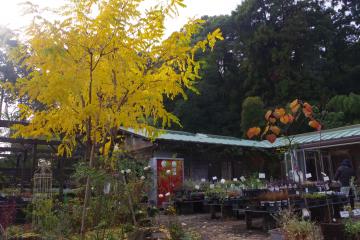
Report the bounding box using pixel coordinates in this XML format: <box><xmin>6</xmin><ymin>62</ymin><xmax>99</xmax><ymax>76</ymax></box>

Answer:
<box><xmin>306</xmin><ymin>173</ymin><xmax>312</xmax><ymax>179</ymax></box>
<box><xmin>212</xmin><ymin>176</ymin><xmax>217</xmax><ymax>180</ymax></box>
<box><xmin>352</xmin><ymin>209</ymin><xmax>360</xmax><ymax>217</ymax></box>
<box><xmin>259</xmin><ymin>173</ymin><xmax>266</xmax><ymax>179</ymax></box>
<box><xmin>323</xmin><ymin>176</ymin><xmax>330</xmax><ymax>181</ymax></box>
<box><xmin>340</xmin><ymin>211</ymin><xmax>350</xmax><ymax>218</ymax></box>
<box><xmin>233</xmin><ymin>178</ymin><xmax>238</xmax><ymax>182</ymax></box>
<box><xmin>240</xmin><ymin>176</ymin><xmax>246</xmax><ymax>182</ymax></box>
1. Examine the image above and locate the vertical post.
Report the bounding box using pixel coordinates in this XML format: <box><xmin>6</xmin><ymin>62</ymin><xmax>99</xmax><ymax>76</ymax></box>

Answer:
<box><xmin>15</xmin><ymin>153</ymin><xmax>21</xmax><ymax>184</ymax></box>
<box><xmin>20</xmin><ymin>150</ymin><xmax>27</xmax><ymax>193</ymax></box>
<box><xmin>58</xmin><ymin>156</ymin><xmax>64</xmax><ymax>201</ymax></box>
<box><xmin>31</xmin><ymin>144</ymin><xmax>37</xmax><ymax>193</ymax></box>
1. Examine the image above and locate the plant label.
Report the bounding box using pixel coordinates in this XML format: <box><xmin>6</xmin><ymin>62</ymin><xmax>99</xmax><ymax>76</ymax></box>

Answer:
<box><xmin>259</xmin><ymin>173</ymin><xmax>265</xmax><ymax>179</ymax></box>
<box><xmin>352</xmin><ymin>209</ymin><xmax>360</xmax><ymax>217</ymax></box>
<box><xmin>195</xmin><ymin>185</ymin><xmax>200</xmax><ymax>190</ymax></box>
<box><xmin>201</xmin><ymin>178</ymin><xmax>206</xmax><ymax>182</ymax></box>
<box><xmin>212</xmin><ymin>176</ymin><xmax>217</xmax><ymax>180</ymax></box>
<box><xmin>340</xmin><ymin>211</ymin><xmax>350</xmax><ymax>218</ymax></box>
<box><xmin>210</xmin><ymin>184</ymin><xmax>215</xmax><ymax>189</ymax></box>
<box><xmin>323</xmin><ymin>176</ymin><xmax>329</xmax><ymax>181</ymax></box>
<box><xmin>296</xmin><ymin>191</ymin><xmax>300</xmax><ymax>195</ymax></box>
<box><xmin>306</xmin><ymin>173</ymin><xmax>312</xmax><ymax>179</ymax></box>
<box><xmin>305</xmin><ymin>188</ymin><xmax>308</xmax><ymax>193</ymax></box>
<box><xmin>233</xmin><ymin>178</ymin><xmax>238</xmax><ymax>182</ymax></box>
<box><xmin>275</xmin><ymin>187</ymin><xmax>280</xmax><ymax>191</ymax></box>
<box><xmin>240</xmin><ymin>176</ymin><xmax>246</xmax><ymax>182</ymax></box>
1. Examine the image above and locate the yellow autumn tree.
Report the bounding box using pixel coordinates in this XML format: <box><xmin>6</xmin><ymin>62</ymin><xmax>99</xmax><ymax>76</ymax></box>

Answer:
<box><xmin>12</xmin><ymin>0</ymin><xmax>223</xmax><ymax>234</ymax></box>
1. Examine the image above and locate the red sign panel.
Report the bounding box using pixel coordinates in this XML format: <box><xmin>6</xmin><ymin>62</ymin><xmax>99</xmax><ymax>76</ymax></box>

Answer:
<box><xmin>156</xmin><ymin>159</ymin><xmax>184</xmax><ymax>206</ymax></box>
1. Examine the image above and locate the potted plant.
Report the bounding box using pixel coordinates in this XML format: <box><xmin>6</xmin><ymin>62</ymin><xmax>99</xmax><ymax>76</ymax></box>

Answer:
<box><xmin>344</xmin><ymin>219</ymin><xmax>360</xmax><ymax>240</ymax></box>
<box><xmin>320</xmin><ymin>219</ymin><xmax>346</xmax><ymax>240</ymax></box>
<box><xmin>271</xmin><ymin>209</ymin><xmax>323</xmax><ymax>240</ymax></box>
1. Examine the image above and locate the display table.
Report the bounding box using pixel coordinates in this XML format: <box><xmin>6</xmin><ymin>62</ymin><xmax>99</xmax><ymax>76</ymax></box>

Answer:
<box><xmin>174</xmin><ymin>200</ymin><xmax>204</xmax><ymax>214</ymax></box>
<box><xmin>204</xmin><ymin>198</ymin><xmax>248</xmax><ymax>219</ymax></box>
<box><xmin>244</xmin><ymin>194</ymin><xmax>348</xmax><ymax>230</ymax></box>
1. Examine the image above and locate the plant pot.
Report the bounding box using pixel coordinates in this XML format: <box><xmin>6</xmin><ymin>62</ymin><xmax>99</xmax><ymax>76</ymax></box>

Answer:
<box><xmin>269</xmin><ymin>228</ymin><xmax>285</xmax><ymax>240</ymax></box>
<box><xmin>321</xmin><ymin>222</ymin><xmax>345</xmax><ymax>240</ymax></box>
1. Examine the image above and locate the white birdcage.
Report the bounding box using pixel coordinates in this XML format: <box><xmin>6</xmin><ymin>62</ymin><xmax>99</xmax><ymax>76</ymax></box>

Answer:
<box><xmin>33</xmin><ymin>159</ymin><xmax>53</xmax><ymax>200</ymax></box>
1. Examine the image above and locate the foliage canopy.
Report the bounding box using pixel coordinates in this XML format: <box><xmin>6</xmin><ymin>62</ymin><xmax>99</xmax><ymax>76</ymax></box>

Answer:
<box><xmin>13</xmin><ymin>0</ymin><xmax>223</xmax><ymax>155</ymax></box>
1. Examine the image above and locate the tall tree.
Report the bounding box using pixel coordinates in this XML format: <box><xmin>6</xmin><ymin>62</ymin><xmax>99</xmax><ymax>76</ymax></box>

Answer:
<box><xmin>12</xmin><ymin>0</ymin><xmax>222</xmax><ymax>234</ymax></box>
<box><xmin>240</xmin><ymin>96</ymin><xmax>265</xmax><ymax>136</ymax></box>
<box><xmin>168</xmin><ymin>15</ymin><xmax>245</xmax><ymax>136</ymax></box>
<box><xmin>169</xmin><ymin>0</ymin><xmax>360</xmax><ymax>136</ymax></box>
<box><xmin>233</xmin><ymin>0</ymin><xmax>335</xmax><ymax>106</ymax></box>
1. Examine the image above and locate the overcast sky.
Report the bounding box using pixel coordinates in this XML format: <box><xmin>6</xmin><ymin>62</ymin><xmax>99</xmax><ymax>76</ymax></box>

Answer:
<box><xmin>0</xmin><ymin>0</ymin><xmax>243</xmax><ymax>36</ymax></box>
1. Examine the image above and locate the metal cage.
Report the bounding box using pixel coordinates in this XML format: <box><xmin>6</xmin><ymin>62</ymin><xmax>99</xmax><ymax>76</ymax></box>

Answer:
<box><xmin>33</xmin><ymin>159</ymin><xmax>52</xmax><ymax>200</ymax></box>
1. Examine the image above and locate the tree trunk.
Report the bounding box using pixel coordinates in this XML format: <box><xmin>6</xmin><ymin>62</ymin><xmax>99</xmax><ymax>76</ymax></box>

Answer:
<box><xmin>80</xmin><ymin>141</ymin><xmax>96</xmax><ymax>236</ymax></box>
<box><xmin>0</xmin><ymin>88</ymin><xmax>4</xmax><ymax>120</ymax></box>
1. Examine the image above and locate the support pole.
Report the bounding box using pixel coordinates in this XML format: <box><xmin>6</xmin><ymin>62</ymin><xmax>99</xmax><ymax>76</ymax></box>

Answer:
<box><xmin>15</xmin><ymin>153</ymin><xmax>21</xmax><ymax>185</ymax></box>
<box><xmin>31</xmin><ymin>144</ymin><xmax>37</xmax><ymax>193</ymax></box>
<box><xmin>20</xmin><ymin>150</ymin><xmax>27</xmax><ymax>193</ymax></box>
<box><xmin>58</xmin><ymin>157</ymin><xmax>64</xmax><ymax>201</ymax></box>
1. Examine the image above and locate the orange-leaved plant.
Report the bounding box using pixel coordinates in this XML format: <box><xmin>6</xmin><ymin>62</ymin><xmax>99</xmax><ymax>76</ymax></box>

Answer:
<box><xmin>247</xmin><ymin>99</ymin><xmax>321</xmax><ymax>143</ymax></box>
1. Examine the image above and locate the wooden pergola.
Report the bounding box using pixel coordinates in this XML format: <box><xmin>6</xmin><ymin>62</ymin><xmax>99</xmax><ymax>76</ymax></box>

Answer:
<box><xmin>0</xmin><ymin>120</ymin><xmax>81</xmax><ymax>200</ymax></box>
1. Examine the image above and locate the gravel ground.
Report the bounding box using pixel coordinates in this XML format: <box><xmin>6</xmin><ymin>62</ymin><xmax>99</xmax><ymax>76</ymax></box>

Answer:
<box><xmin>172</xmin><ymin>214</ymin><xmax>270</xmax><ymax>240</ymax></box>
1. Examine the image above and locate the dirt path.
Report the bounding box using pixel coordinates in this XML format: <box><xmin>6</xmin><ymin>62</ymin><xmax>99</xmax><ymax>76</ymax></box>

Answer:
<box><xmin>174</xmin><ymin>214</ymin><xmax>270</xmax><ymax>240</ymax></box>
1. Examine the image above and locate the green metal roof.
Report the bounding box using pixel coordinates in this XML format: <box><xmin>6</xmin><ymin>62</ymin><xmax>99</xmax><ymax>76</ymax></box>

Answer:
<box><xmin>124</xmin><ymin>128</ymin><xmax>269</xmax><ymax>148</ymax></box>
<box><xmin>124</xmin><ymin>124</ymin><xmax>360</xmax><ymax>149</ymax></box>
<box><xmin>264</xmin><ymin>124</ymin><xmax>360</xmax><ymax>148</ymax></box>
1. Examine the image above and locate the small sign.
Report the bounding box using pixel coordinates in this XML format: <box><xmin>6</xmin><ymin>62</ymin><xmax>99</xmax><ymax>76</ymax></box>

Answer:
<box><xmin>340</xmin><ymin>211</ymin><xmax>350</xmax><ymax>218</ymax></box>
<box><xmin>321</xmin><ymin>172</ymin><xmax>327</xmax><ymax>176</ymax></box>
<box><xmin>259</xmin><ymin>173</ymin><xmax>265</xmax><ymax>179</ymax></box>
<box><xmin>306</xmin><ymin>173</ymin><xmax>312</xmax><ymax>179</ymax></box>
<box><xmin>212</xmin><ymin>176</ymin><xmax>217</xmax><ymax>180</ymax></box>
<box><xmin>233</xmin><ymin>178</ymin><xmax>238</xmax><ymax>182</ymax></box>
<box><xmin>195</xmin><ymin>185</ymin><xmax>200</xmax><ymax>190</ymax></box>
<box><xmin>323</xmin><ymin>176</ymin><xmax>330</xmax><ymax>181</ymax></box>
<box><xmin>201</xmin><ymin>178</ymin><xmax>206</xmax><ymax>182</ymax></box>
<box><xmin>352</xmin><ymin>209</ymin><xmax>360</xmax><ymax>217</ymax></box>
<box><xmin>240</xmin><ymin>176</ymin><xmax>246</xmax><ymax>182</ymax></box>
<box><xmin>296</xmin><ymin>191</ymin><xmax>300</xmax><ymax>195</ymax></box>
<box><xmin>210</xmin><ymin>184</ymin><xmax>215</xmax><ymax>189</ymax></box>
<box><xmin>305</xmin><ymin>188</ymin><xmax>309</xmax><ymax>193</ymax></box>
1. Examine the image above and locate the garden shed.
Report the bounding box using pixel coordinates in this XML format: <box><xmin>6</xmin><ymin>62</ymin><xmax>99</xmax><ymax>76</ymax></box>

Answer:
<box><xmin>272</xmin><ymin>124</ymin><xmax>360</xmax><ymax>182</ymax></box>
<box><xmin>122</xmin><ymin>128</ymin><xmax>273</xmax><ymax>181</ymax></box>
<box><xmin>123</xmin><ymin>124</ymin><xmax>360</xmax><ymax>183</ymax></box>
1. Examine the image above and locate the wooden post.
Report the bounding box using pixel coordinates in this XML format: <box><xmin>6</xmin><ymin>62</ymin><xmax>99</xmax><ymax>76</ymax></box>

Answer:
<box><xmin>58</xmin><ymin>156</ymin><xmax>64</xmax><ymax>201</ymax></box>
<box><xmin>31</xmin><ymin>144</ymin><xmax>37</xmax><ymax>193</ymax></box>
<box><xmin>20</xmin><ymin>150</ymin><xmax>27</xmax><ymax>193</ymax></box>
<box><xmin>15</xmin><ymin>153</ymin><xmax>21</xmax><ymax>184</ymax></box>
